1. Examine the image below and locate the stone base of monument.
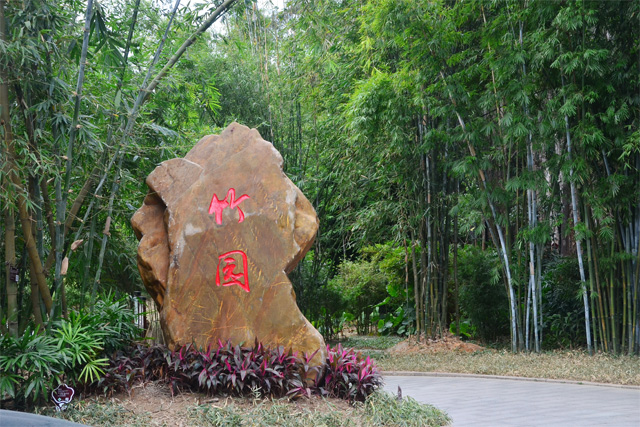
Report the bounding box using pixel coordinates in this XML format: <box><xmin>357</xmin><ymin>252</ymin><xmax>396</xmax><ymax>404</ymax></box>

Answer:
<box><xmin>132</xmin><ymin>123</ymin><xmax>326</xmax><ymax>368</ymax></box>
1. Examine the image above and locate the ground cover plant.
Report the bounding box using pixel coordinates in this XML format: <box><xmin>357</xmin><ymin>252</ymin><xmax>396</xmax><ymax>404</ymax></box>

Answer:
<box><xmin>91</xmin><ymin>340</ymin><xmax>383</xmax><ymax>402</ymax></box>
<box><xmin>39</xmin><ymin>386</ymin><xmax>450</xmax><ymax>427</ymax></box>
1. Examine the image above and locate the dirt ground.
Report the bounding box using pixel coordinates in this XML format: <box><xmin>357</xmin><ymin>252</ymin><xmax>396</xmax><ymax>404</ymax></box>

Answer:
<box><xmin>104</xmin><ymin>381</ymin><xmax>356</xmax><ymax>427</ymax></box>
<box><xmin>112</xmin><ymin>382</ymin><xmax>196</xmax><ymax>426</ymax></box>
<box><xmin>388</xmin><ymin>333</ymin><xmax>486</xmax><ymax>355</ymax></box>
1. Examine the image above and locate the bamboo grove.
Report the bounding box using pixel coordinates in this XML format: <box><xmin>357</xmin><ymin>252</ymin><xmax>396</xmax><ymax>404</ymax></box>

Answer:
<box><xmin>1</xmin><ymin>0</ymin><xmax>237</xmax><ymax>330</ymax></box>
<box><xmin>290</xmin><ymin>0</ymin><xmax>639</xmax><ymax>354</ymax></box>
<box><xmin>1</xmin><ymin>0</ymin><xmax>638</xmax><ymax>355</ymax></box>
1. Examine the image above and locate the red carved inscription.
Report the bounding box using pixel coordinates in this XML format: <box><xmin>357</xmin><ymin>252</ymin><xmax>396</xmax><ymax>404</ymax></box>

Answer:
<box><xmin>208</xmin><ymin>188</ymin><xmax>250</xmax><ymax>225</ymax></box>
<box><xmin>216</xmin><ymin>250</ymin><xmax>250</xmax><ymax>292</ymax></box>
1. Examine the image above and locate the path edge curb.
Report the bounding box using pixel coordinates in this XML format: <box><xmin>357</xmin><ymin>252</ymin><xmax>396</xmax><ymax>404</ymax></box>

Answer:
<box><xmin>381</xmin><ymin>371</ymin><xmax>640</xmax><ymax>390</ymax></box>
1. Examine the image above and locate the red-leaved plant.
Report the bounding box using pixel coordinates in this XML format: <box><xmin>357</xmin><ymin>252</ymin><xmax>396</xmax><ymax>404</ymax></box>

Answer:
<box><xmin>314</xmin><ymin>344</ymin><xmax>382</xmax><ymax>401</ymax></box>
<box><xmin>89</xmin><ymin>341</ymin><xmax>380</xmax><ymax>402</ymax></box>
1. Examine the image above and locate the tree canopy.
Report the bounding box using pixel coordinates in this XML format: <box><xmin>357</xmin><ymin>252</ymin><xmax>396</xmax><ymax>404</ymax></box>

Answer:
<box><xmin>1</xmin><ymin>0</ymin><xmax>638</xmax><ymax>355</ymax></box>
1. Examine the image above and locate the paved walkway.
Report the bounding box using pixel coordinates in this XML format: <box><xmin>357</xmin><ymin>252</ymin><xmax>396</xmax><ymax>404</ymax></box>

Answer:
<box><xmin>383</xmin><ymin>374</ymin><xmax>640</xmax><ymax>426</ymax></box>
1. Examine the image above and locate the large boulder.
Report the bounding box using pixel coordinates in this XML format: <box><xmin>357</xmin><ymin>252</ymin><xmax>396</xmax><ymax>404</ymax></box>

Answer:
<box><xmin>131</xmin><ymin>123</ymin><xmax>325</xmax><ymax>366</ymax></box>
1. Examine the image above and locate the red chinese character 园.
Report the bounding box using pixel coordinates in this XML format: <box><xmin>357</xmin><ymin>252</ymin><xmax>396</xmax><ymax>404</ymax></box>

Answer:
<box><xmin>216</xmin><ymin>250</ymin><xmax>250</xmax><ymax>292</ymax></box>
<box><xmin>208</xmin><ymin>188</ymin><xmax>250</xmax><ymax>225</ymax></box>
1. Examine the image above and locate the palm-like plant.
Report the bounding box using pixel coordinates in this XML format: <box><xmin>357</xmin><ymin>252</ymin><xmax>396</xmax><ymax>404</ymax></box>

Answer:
<box><xmin>0</xmin><ymin>325</ymin><xmax>64</xmax><ymax>407</ymax></box>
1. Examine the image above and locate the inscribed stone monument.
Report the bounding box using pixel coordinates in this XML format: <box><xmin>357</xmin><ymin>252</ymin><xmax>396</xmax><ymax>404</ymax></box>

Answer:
<box><xmin>131</xmin><ymin>123</ymin><xmax>326</xmax><ymax>366</ymax></box>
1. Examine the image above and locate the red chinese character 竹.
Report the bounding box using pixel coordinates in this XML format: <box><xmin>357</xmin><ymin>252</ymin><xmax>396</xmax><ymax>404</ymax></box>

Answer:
<box><xmin>216</xmin><ymin>250</ymin><xmax>250</xmax><ymax>292</ymax></box>
<box><xmin>208</xmin><ymin>188</ymin><xmax>250</xmax><ymax>225</ymax></box>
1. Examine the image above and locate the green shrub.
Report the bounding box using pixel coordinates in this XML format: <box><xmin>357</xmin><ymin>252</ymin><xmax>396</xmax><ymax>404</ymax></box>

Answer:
<box><xmin>0</xmin><ymin>293</ymin><xmax>142</xmax><ymax>409</ymax></box>
<box><xmin>52</xmin><ymin>311</ymin><xmax>110</xmax><ymax>385</ymax></box>
<box><xmin>91</xmin><ymin>292</ymin><xmax>143</xmax><ymax>354</ymax></box>
<box><xmin>457</xmin><ymin>246</ymin><xmax>509</xmax><ymax>342</ymax></box>
<box><xmin>0</xmin><ymin>325</ymin><xmax>66</xmax><ymax>408</ymax></box>
<box><xmin>541</xmin><ymin>256</ymin><xmax>586</xmax><ymax>348</ymax></box>
<box><xmin>290</xmin><ymin>251</ymin><xmax>346</xmax><ymax>340</ymax></box>
<box><xmin>329</xmin><ymin>242</ymin><xmax>411</xmax><ymax>335</ymax></box>
<box><xmin>329</xmin><ymin>259</ymin><xmax>388</xmax><ymax>334</ymax></box>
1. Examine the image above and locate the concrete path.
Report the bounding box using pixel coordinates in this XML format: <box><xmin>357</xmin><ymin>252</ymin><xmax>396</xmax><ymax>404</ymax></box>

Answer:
<box><xmin>383</xmin><ymin>374</ymin><xmax>640</xmax><ymax>427</ymax></box>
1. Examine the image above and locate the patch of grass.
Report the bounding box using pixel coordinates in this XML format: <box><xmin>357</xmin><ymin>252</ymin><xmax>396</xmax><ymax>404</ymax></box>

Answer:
<box><xmin>364</xmin><ymin>391</ymin><xmax>450</xmax><ymax>427</ymax></box>
<box><xmin>333</xmin><ymin>335</ymin><xmax>404</xmax><ymax>350</ymax></box>
<box><xmin>37</xmin><ymin>400</ymin><xmax>150</xmax><ymax>426</ymax></box>
<box><xmin>375</xmin><ymin>350</ymin><xmax>640</xmax><ymax>385</ymax></box>
<box><xmin>32</xmin><ymin>391</ymin><xmax>450</xmax><ymax>426</ymax></box>
<box><xmin>359</xmin><ymin>349</ymin><xmax>388</xmax><ymax>360</ymax></box>
<box><xmin>188</xmin><ymin>391</ymin><xmax>449</xmax><ymax>427</ymax></box>
<box><xmin>188</xmin><ymin>401</ymin><xmax>351</xmax><ymax>426</ymax></box>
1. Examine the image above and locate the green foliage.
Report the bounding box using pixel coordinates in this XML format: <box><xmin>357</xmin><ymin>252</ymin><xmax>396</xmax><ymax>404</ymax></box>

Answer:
<box><xmin>1</xmin><ymin>0</ymin><xmax>638</xmax><ymax>361</ymax></box>
<box><xmin>0</xmin><ymin>294</ymin><xmax>141</xmax><ymax>408</ymax></box>
<box><xmin>457</xmin><ymin>246</ymin><xmax>509</xmax><ymax>342</ymax></box>
<box><xmin>374</xmin><ymin>306</ymin><xmax>415</xmax><ymax>337</ymax></box>
<box><xmin>450</xmin><ymin>319</ymin><xmax>475</xmax><ymax>340</ymax></box>
<box><xmin>91</xmin><ymin>292</ymin><xmax>143</xmax><ymax>355</ymax></box>
<box><xmin>0</xmin><ymin>325</ymin><xmax>64</xmax><ymax>408</ymax></box>
<box><xmin>541</xmin><ymin>257</ymin><xmax>587</xmax><ymax>349</ymax></box>
<box><xmin>329</xmin><ymin>260</ymin><xmax>386</xmax><ymax>334</ymax></box>
<box><xmin>328</xmin><ymin>243</ymin><xmax>410</xmax><ymax>335</ymax></box>
<box><xmin>52</xmin><ymin>311</ymin><xmax>108</xmax><ymax>384</ymax></box>
<box><xmin>290</xmin><ymin>251</ymin><xmax>346</xmax><ymax>341</ymax></box>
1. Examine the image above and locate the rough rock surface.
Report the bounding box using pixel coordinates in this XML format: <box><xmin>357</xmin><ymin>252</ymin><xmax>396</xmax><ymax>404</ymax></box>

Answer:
<box><xmin>132</xmin><ymin>123</ymin><xmax>325</xmax><ymax>365</ymax></box>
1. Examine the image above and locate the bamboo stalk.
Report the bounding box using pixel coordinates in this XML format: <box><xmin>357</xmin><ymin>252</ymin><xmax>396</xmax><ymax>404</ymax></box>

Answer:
<box><xmin>517</xmin><ymin>18</ymin><xmax>541</xmax><ymax>352</ymax></box>
<box><xmin>410</xmin><ymin>232</ymin><xmax>421</xmax><ymax>335</ymax></box>
<box><xmin>591</xmin><ymin>231</ymin><xmax>609</xmax><ymax>351</ymax></box>
<box><xmin>436</xmin><ymin>67</ymin><xmax>519</xmax><ymax>350</ymax></box>
<box><xmin>80</xmin><ymin>212</ymin><xmax>97</xmax><ymax>310</ymax></box>
<box><xmin>56</xmin><ymin>0</ymin><xmax>141</xmax><ymax>270</ymax></box>
<box><xmin>4</xmin><ymin>208</ymin><xmax>17</xmax><ymax>336</ymax></box>
<box><xmin>629</xmin><ymin>222</ymin><xmax>636</xmax><ymax>355</ymax></box>
<box><xmin>92</xmin><ymin>157</ymin><xmax>124</xmax><ymax>303</ymax></box>
<box><xmin>40</xmin><ymin>179</ymin><xmax>55</xmax><ymax>245</ymax></box>
<box><xmin>51</xmin><ymin>0</ymin><xmax>95</xmax><ymax>318</ymax></box>
<box><xmin>0</xmin><ymin>0</ymin><xmax>53</xmax><ymax>313</ymax></box>
<box><xmin>584</xmin><ymin>207</ymin><xmax>601</xmax><ymax>350</ymax></box>
<box><xmin>28</xmin><ymin>262</ymin><xmax>44</xmax><ymax>327</ymax></box>
<box><xmin>610</xmin><ymin>239</ymin><xmax>618</xmax><ymax>353</ymax></box>
<box><xmin>2</xmin><ymin>2</ymin><xmax>19</xmax><ymax>335</ymax></box>
<box><xmin>620</xmin><ymin>230</ymin><xmax>628</xmax><ymax>354</ymax></box>
<box><xmin>454</xmin><ymin>183</ymin><xmax>460</xmax><ymax>336</ymax></box>
<box><xmin>561</xmin><ymin>74</ymin><xmax>592</xmax><ymax>354</ymax></box>
<box><xmin>43</xmin><ymin>167</ymin><xmax>99</xmax><ymax>274</ymax></box>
